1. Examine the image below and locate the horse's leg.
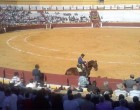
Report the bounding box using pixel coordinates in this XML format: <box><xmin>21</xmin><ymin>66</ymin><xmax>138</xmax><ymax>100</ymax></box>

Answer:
<box><xmin>86</xmin><ymin>70</ymin><xmax>90</xmax><ymax>77</ymax></box>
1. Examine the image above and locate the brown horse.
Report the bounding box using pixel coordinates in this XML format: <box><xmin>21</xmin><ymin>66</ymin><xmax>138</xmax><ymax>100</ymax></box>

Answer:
<box><xmin>65</xmin><ymin>60</ymin><xmax>98</xmax><ymax>77</ymax></box>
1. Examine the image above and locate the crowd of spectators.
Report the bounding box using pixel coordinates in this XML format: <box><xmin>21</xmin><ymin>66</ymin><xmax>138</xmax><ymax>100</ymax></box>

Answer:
<box><xmin>0</xmin><ymin>70</ymin><xmax>139</xmax><ymax>110</ymax></box>
<box><xmin>0</xmin><ymin>5</ymin><xmax>90</xmax><ymax>30</ymax></box>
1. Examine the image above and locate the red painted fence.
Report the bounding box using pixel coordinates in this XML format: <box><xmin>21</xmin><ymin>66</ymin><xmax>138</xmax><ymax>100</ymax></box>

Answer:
<box><xmin>0</xmin><ymin>67</ymin><xmax>123</xmax><ymax>90</ymax></box>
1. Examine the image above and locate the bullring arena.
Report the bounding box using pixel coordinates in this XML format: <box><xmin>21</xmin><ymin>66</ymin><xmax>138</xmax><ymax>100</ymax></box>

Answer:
<box><xmin>0</xmin><ymin>0</ymin><xmax>140</xmax><ymax>89</ymax></box>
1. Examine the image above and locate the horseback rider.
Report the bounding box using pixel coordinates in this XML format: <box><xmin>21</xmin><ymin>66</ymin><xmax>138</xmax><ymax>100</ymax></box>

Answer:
<box><xmin>77</xmin><ymin>53</ymin><xmax>87</xmax><ymax>75</ymax></box>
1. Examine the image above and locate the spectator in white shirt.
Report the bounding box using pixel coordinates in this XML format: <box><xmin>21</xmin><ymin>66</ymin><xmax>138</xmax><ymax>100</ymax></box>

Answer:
<box><xmin>129</xmin><ymin>84</ymin><xmax>140</xmax><ymax>100</ymax></box>
<box><xmin>26</xmin><ymin>79</ymin><xmax>36</xmax><ymax>88</ymax></box>
<box><xmin>10</xmin><ymin>72</ymin><xmax>20</xmax><ymax>86</ymax></box>
<box><xmin>14</xmin><ymin>78</ymin><xmax>25</xmax><ymax>88</ymax></box>
<box><xmin>113</xmin><ymin>83</ymin><xmax>128</xmax><ymax>97</ymax></box>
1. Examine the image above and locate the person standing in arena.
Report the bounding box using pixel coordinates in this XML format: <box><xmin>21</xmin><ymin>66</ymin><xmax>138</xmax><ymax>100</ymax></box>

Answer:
<box><xmin>32</xmin><ymin>64</ymin><xmax>41</xmax><ymax>84</ymax></box>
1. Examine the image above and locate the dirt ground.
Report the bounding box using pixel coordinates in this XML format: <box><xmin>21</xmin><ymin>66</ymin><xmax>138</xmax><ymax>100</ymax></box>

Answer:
<box><xmin>0</xmin><ymin>28</ymin><xmax>140</xmax><ymax>80</ymax></box>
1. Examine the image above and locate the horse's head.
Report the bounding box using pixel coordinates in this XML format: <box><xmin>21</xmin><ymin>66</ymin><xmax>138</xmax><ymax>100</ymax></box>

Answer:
<box><xmin>87</xmin><ymin>60</ymin><xmax>98</xmax><ymax>71</ymax></box>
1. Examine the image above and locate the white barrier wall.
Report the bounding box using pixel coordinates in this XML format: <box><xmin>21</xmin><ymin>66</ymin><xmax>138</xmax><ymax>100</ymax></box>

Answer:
<box><xmin>98</xmin><ymin>10</ymin><xmax>140</xmax><ymax>22</ymax></box>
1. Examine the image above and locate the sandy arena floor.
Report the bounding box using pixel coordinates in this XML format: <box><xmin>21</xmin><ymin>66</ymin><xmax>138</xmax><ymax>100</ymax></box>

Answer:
<box><xmin>0</xmin><ymin>28</ymin><xmax>140</xmax><ymax>79</ymax></box>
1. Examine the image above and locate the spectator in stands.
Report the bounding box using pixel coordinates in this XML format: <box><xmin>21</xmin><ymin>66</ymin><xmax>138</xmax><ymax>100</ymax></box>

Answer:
<box><xmin>73</xmin><ymin>93</ymin><xmax>84</xmax><ymax>107</ymax></box>
<box><xmin>80</xmin><ymin>94</ymin><xmax>95</xmax><ymax>110</ymax></box>
<box><xmin>112</xmin><ymin>94</ymin><xmax>129</xmax><ymax>109</ymax></box>
<box><xmin>113</xmin><ymin>83</ymin><xmax>128</xmax><ymax>97</ymax></box>
<box><xmin>22</xmin><ymin>92</ymin><xmax>33</xmax><ymax>110</ymax></box>
<box><xmin>2</xmin><ymin>88</ymin><xmax>12</xmax><ymax>110</ymax></box>
<box><xmin>104</xmin><ymin>93</ymin><xmax>113</xmax><ymax>103</ymax></box>
<box><xmin>135</xmin><ymin>78</ymin><xmax>140</xmax><ymax>90</ymax></box>
<box><xmin>129</xmin><ymin>96</ymin><xmax>140</xmax><ymax>110</ymax></box>
<box><xmin>68</xmin><ymin>85</ymin><xmax>78</xmax><ymax>91</ymax></box>
<box><xmin>99</xmin><ymin>81</ymin><xmax>113</xmax><ymax>96</ymax></box>
<box><xmin>96</xmin><ymin>95</ymin><xmax>112</xmax><ymax>110</ymax></box>
<box><xmin>135</xmin><ymin>80</ymin><xmax>140</xmax><ymax>90</ymax></box>
<box><xmin>26</xmin><ymin>79</ymin><xmax>36</xmax><ymax>88</ymax></box>
<box><xmin>51</xmin><ymin>93</ymin><xmax>63</xmax><ymax>110</ymax></box>
<box><xmin>10</xmin><ymin>72</ymin><xmax>20</xmax><ymax>86</ymax></box>
<box><xmin>129</xmin><ymin>84</ymin><xmax>140</xmax><ymax>100</ymax></box>
<box><xmin>78</xmin><ymin>74</ymin><xmax>89</xmax><ymax>89</ymax></box>
<box><xmin>10</xmin><ymin>87</ymin><xmax>18</xmax><ymax>110</ymax></box>
<box><xmin>87</xmin><ymin>80</ymin><xmax>100</xmax><ymax>94</ymax></box>
<box><xmin>135</xmin><ymin>77</ymin><xmax>140</xmax><ymax>84</ymax></box>
<box><xmin>63</xmin><ymin>94</ymin><xmax>80</xmax><ymax>110</ymax></box>
<box><xmin>33</xmin><ymin>89</ymin><xmax>50</xmax><ymax>110</ymax></box>
<box><xmin>0</xmin><ymin>85</ymin><xmax>5</xmax><ymax>110</ymax></box>
<box><xmin>123</xmin><ymin>74</ymin><xmax>136</xmax><ymax>92</ymax></box>
<box><xmin>32</xmin><ymin>64</ymin><xmax>41</xmax><ymax>83</ymax></box>
<box><xmin>114</xmin><ymin>99</ymin><xmax>129</xmax><ymax>110</ymax></box>
<box><xmin>63</xmin><ymin>89</ymin><xmax>72</xmax><ymax>101</ymax></box>
<box><xmin>14</xmin><ymin>77</ymin><xmax>25</xmax><ymax>88</ymax></box>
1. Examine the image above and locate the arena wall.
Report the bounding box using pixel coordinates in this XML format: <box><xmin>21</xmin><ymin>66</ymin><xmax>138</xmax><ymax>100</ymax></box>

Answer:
<box><xmin>0</xmin><ymin>0</ymin><xmax>140</xmax><ymax>5</ymax></box>
<box><xmin>0</xmin><ymin>67</ymin><xmax>122</xmax><ymax>90</ymax></box>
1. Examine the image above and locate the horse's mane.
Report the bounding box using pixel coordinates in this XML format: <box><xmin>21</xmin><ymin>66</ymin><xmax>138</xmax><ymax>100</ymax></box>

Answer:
<box><xmin>87</xmin><ymin>60</ymin><xmax>95</xmax><ymax>67</ymax></box>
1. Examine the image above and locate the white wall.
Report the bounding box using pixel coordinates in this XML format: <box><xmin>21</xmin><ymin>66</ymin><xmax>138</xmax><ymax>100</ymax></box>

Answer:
<box><xmin>98</xmin><ymin>10</ymin><xmax>140</xmax><ymax>22</ymax></box>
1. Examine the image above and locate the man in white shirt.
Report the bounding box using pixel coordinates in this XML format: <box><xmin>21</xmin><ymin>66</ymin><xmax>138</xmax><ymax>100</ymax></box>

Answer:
<box><xmin>10</xmin><ymin>72</ymin><xmax>20</xmax><ymax>86</ymax></box>
<box><xmin>129</xmin><ymin>84</ymin><xmax>140</xmax><ymax>100</ymax></box>
<box><xmin>113</xmin><ymin>83</ymin><xmax>128</xmax><ymax>97</ymax></box>
<box><xmin>26</xmin><ymin>79</ymin><xmax>36</xmax><ymax>88</ymax></box>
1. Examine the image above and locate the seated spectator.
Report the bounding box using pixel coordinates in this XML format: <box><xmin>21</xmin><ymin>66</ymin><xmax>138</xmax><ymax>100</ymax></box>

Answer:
<box><xmin>63</xmin><ymin>89</ymin><xmax>72</xmax><ymax>102</ymax></box>
<box><xmin>33</xmin><ymin>89</ymin><xmax>50</xmax><ymax>110</ymax></box>
<box><xmin>99</xmin><ymin>81</ymin><xmax>113</xmax><ymax>95</ymax></box>
<box><xmin>87</xmin><ymin>80</ymin><xmax>100</xmax><ymax>94</ymax></box>
<box><xmin>123</xmin><ymin>74</ymin><xmax>136</xmax><ymax>92</ymax></box>
<box><xmin>114</xmin><ymin>99</ymin><xmax>129</xmax><ymax>110</ymax></box>
<box><xmin>2</xmin><ymin>88</ymin><xmax>12</xmax><ymax>110</ymax></box>
<box><xmin>10</xmin><ymin>72</ymin><xmax>20</xmax><ymax>86</ymax></box>
<box><xmin>0</xmin><ymin>85</ymin><xmax>5</xmax><ymax>110</ymax></box>
<box><xmin>63</xmin><ymin>94</ymin><xmax>80</xmax><ymax>110</ymax></box>
<box><xmin>104</xmin><ymin>93</ymin><xmax>113</xmax><ymax>103</ymax></box>
<box><xmin>96</xmin><ymin>95</ymin><xmax>112</xmax><ymax>110</ymax></box>
<box><xmin>78</xmin><ymin>74</ymin><xmax>89</xmax><ymax>89</ymax></box>
<box><xmin>73</xmin><ymin>93</ymin><xmax>84</xmax><ymax>106</ymax></box>
<box><xmin>113</xmin><ymin>83</ymin><xmax>128</xmax><ymax>97</ymax></box>
<box><xmin>135</xmin><ymin>77</ymin><xmax>140</xmax><ymax>84</ymax></box>
<box><xmin>26</xmin><ymin>79</ymin><xmax>36</xmax><ymax>88</ymax></box>
<box><xmin>51</xmin><ymin>93</ymin><xmax>63</xmax><ymax>110</ymax></box>
<box><xmin>14</xmin><ymin>77</ymin><xmax>26</xmax><ymax>88</ymax></box>
<box><xmin>80</xmin><ymin>94</ymin><xmax>95</xmax><ymax>110</ymax></box>
<box><xmin>129</xmin><ymin>84</ymin><xmax>140</xmax><ymax>100</ymax></box>
<box><xmin>22</xmin><ymin>92</ymin><xmax>33</xmax><ymax>110</ymax></box>
<box><xmin>136</xmin><ymin>80</ymin><xmax>140</xmax><ymax>90</ymax></box>
<box><xmin>68</xmin><ymin>85</ymin><xmax>78</xmax><ymax>91</ymax></box>
<box><xmin>112</xmin><ymin>94</ymin><xmax>129</xmax><ymax>109</ymax></box>
<box><xmin>129</xmin><ymin>96</ymin><xmax>140</xmax><ymax>110</ymax></box>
